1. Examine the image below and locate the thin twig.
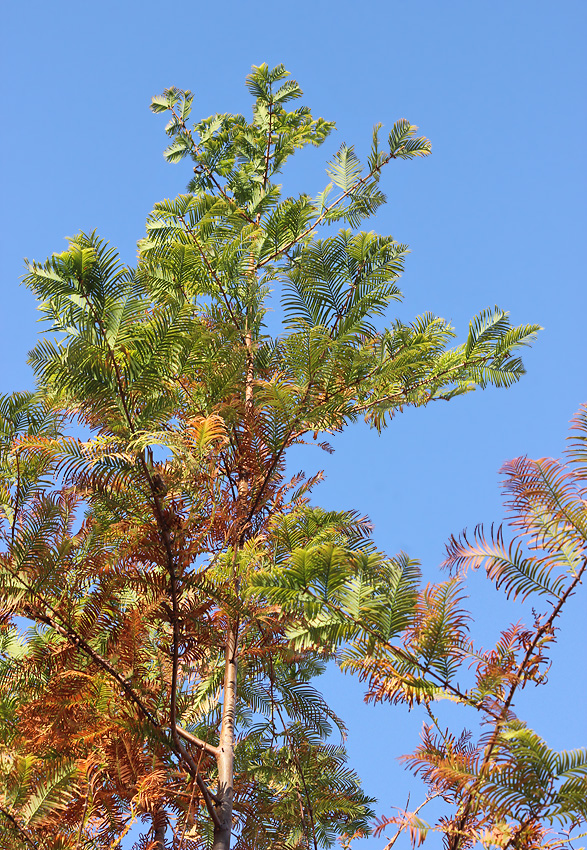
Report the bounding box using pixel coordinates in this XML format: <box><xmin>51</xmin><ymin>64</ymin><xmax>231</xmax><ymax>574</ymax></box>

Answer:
<box><xmin>381</xmin><ymin>794</ymin><xmax>440</xmax><ymax>850</ymax></box>
<box><xmin>169</xmin><ymin>105</ymin><xmax>257</xmax><ymax>226</ymax></box>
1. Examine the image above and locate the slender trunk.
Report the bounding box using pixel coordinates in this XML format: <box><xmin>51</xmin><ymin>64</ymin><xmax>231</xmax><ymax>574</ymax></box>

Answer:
<box><xmin>152</xmin><ymin>805</ymin><xmax>167</xmax><ymax>850</ymax></box>
<box><xmin>212</xmin><ymin>625</ymin><xmax>238</xmax><ymax>850</ymax></box>
<box><xmin>244</xmin><ymin>329</ymin><xmax>254</xmax><ymax>409</ymax></box>
<box><xmin>211</xmin><ymin>304</ymin><xmax>252</xmax><ymax>850</ymax></box>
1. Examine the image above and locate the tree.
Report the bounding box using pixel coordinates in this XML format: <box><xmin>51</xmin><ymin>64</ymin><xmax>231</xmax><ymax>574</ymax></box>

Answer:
<box><xmin>263</xmin><ymin>405</ymin><xmax>587</xmax><ymax>850</ymax></box>
<box><xmin>0</xmin><ymin>64</ymin><xmax>539</xmax><ymax>850</ymax></box>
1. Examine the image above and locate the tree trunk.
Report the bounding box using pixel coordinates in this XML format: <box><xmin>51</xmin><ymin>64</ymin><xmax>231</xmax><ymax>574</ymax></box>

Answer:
<box><xmin>212</xmin><ymin>625</ymin><xmax>238</xmax><ymax>850</ymax></box>
<box><xmin>152</xmin><ymin>805</ymin><xmax>167</xmax><ymax>850</ymax></box>
<box><xmin>212</xmin><ymin>314</ymin><xmax>250</xmax><ymax>850</ymax></box>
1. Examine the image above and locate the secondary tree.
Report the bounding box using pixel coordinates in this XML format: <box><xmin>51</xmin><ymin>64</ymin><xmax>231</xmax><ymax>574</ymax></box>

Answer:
<box><xmin>267</xmin><ymin>406</ymin><xmax>587</xmax><ymax>849</ymax></box>
<box><xmin>0</xmin><ymin>64</ymin><xmax>539</xmax><ymax>849</ymax></box>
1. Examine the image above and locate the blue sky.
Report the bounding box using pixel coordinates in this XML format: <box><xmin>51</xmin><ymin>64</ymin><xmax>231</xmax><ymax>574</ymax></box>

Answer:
<box><xmin>2</xmin><ymin>1</ymin><xmax>586</xmax><ymax>845</ymax></box>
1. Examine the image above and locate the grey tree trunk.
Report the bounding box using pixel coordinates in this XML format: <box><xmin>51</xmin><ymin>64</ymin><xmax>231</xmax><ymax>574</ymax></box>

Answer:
<box><xmin>212</xmin><ymin>626</ymin><xmax>238</xmax><ymax>850</ymax></box>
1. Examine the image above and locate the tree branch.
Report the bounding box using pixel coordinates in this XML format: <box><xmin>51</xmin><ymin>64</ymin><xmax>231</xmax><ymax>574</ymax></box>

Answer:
<box><xmin>256</xmin><ymin>152</ymin><xmax>396</xmax><ymax>270</ymax></box>
<box><xmin>447</xmin><ymin>556</ymin><xmax>587</xmax><ymax>850</ymax></box>
<box><xmin>176</xmin><ymin>725</ymin><xmax>219</xmax><ymax>757</ymax></box>
<box><xmin>0</xmin><ymin>806</ymin><xmax>37</xmax><ymax>849</ymax></box>
<box><xmin>169</xmin><ymin>105</ymin><xmax>257</xmax><ymax>227</ymax></box>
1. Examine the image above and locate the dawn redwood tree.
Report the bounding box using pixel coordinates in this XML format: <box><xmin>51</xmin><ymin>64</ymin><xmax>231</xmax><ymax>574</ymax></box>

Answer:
<box><xmin>437</xmin><ymin>408</ymin><xmax>587</xmax><ymax>849</ymax></box>
<box><xmin>264</xmin><ymin>407</ymin><xmax>587</xmax><ymax>849</ymax></box>
<box><xmin>0</xmin><ymin>64</ymin><xmax>540</xmax><ymax>849</ymax></box>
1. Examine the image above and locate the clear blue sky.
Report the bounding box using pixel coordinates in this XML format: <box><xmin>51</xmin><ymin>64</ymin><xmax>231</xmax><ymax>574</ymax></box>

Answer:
<box><xmin>2</xmin><ymin>1</ymin><xmax>585</xmax><ymax>845</ymax></box>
